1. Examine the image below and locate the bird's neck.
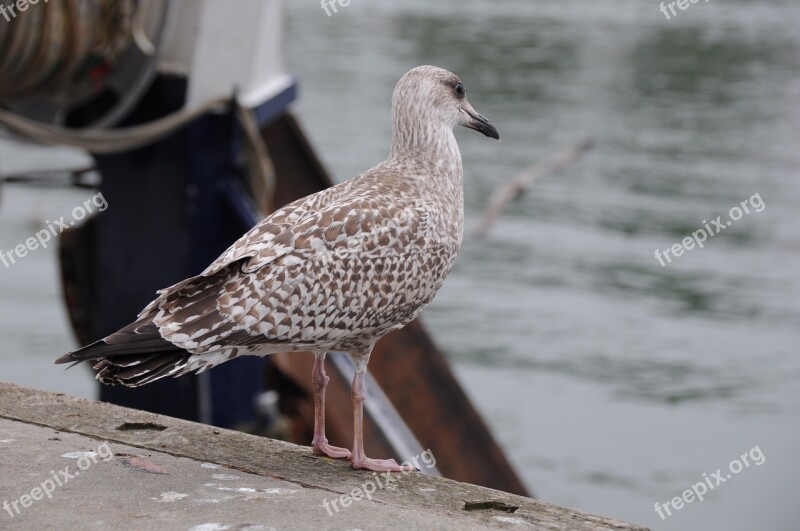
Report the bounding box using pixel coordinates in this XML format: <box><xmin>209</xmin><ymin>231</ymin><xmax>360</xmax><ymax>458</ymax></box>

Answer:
<box><xmin>389</xmin><ymin>122</ymin><xmax>463</xmax><ymax>177</ymax></box>
<box><xmin>388</xmin><ymin>123</ymin><xmax>464</xmax><ymax>246</ymax></box>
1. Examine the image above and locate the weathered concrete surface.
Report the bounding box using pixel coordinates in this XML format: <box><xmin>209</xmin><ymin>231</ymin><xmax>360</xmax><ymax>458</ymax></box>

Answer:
<box><xmin>0</xmin><ymin>382</ymin><xmax>648</xmax><ymax>530</ymax></box>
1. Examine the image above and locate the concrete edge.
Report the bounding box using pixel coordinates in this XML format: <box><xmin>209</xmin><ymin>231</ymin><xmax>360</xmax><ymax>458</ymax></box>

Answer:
<box><xmin>0</xmin><ymin>382</ymin><xmax>648</xmax><ymax>530</ymax></box>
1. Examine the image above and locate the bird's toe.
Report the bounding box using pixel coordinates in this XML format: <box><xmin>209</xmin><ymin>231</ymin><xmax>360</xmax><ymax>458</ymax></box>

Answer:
<box><xmin>351</xmin><ymin>456</ymin><xmax>415</xmax><ymax>473</ymax></box>
<box><xmin>313</xmin><ymin>441</ymin><xmax>352</xmax><ymax>460</ymax></box>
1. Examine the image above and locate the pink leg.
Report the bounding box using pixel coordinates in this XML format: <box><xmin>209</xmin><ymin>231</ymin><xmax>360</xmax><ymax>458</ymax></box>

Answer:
<box><xmin>350</xmin><ymin>364</ymin><xmax>413</xmax><ymax>473</ymax></box>
<box><xmin>311</xmin><ymin>352</ymin><xmax>350</xmax><ymax>459</ymax></box>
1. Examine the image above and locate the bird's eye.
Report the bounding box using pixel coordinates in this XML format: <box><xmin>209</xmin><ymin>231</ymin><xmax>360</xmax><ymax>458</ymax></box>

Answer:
<box><xmin>454</xmin><ymin>82</ymin><xmax>465</xmax><ymax>98</ymax></box>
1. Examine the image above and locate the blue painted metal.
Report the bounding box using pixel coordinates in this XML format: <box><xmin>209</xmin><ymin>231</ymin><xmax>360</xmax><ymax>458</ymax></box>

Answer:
<box><xmin>186</xmin><ymin>81</ymin><xmax>297</xmax><ymax>429</ymax></box>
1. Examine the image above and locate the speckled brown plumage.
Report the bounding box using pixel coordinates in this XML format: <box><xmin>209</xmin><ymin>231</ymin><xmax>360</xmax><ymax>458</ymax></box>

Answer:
<box><xmin>56</xmin><ymin>65</ymin><xmax>499</xmax><ymax>472</ymax></box>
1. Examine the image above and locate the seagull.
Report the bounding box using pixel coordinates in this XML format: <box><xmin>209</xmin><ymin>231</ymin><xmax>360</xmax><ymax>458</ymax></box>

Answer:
<box><xmin>56</xmin><ymin>65</ymin><xmax>499</xmax><ymax>472</ymax></box>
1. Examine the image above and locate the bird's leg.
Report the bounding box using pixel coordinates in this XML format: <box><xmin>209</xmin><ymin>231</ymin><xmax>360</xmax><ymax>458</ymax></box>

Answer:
<box><xmin>311</xmin><ymin>351</ymin><xmax>351</xmax><ymax>459</ymax></box>
<box><xmin>350</xmin><ymin>353</ymin><xmax>413</xmax><ymax>472</ymax></box>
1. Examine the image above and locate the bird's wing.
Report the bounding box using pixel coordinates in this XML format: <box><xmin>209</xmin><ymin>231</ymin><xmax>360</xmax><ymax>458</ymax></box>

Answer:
<box><xmin>137</xmin><ymin>195</ymin><xmax>321</xmax><ymax>321</ymax></box>
<box><xmin>147</xmin><ymin>193</ymin><xmax>440</xmax><ymax>354</ymax></box>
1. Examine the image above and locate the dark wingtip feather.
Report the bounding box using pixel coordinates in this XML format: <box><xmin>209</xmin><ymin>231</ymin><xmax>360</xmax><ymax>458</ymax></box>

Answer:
<box><xmin>53</xmin><ymin>317</ymin><xmax>192</xmax><ymax>387</ymax></box>
<box><xmin>54</xmin><ymin>340</ymin><xmax>108</xmax><ymax>365</ymax></box>
<box><xmin>54</xmin><ymin>353</ymin><xmax>73</xmax><ymax>365</ymax></box>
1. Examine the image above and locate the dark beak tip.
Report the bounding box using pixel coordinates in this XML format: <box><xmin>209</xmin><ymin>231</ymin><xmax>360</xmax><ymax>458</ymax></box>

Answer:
<box><xmin>464</xmin><ymin>110</ymin><xmax>500</xmax><ymax>140</ymax></box>
<box><xmin>478</xmin><ymin>122</ymin><xmax>500</xmax><ymax>140</ymax></box>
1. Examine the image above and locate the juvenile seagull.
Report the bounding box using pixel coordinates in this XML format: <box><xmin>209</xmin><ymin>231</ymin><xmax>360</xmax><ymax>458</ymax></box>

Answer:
<box><xmin>56</xmin><ymin>65</ymin><xmax>499</xmax><ymax>472</ymax></box>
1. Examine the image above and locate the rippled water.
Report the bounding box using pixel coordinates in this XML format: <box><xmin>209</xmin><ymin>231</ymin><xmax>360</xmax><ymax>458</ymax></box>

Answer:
<box><xmin>2</xmin><ymin>1</ymin><xmax>799</xmax><ymax>529</ymax></box>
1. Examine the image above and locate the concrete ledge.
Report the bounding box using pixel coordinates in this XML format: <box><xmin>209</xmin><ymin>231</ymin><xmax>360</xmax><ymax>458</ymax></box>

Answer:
<box><xmin>0</xmin><ymin>382</ymin><xmax>648</xmax><ymax>530</ymax></box>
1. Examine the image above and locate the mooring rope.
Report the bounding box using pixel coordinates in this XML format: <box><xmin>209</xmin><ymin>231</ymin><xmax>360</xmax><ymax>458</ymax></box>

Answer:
<box><xmin>0</xmin><ymin>97</ymin><xmax>229</xmax><ymax>153</ymax></box>
<box><xmin>0</xmin><ymin>98</ymin><xmax>277</xmax><ymax>218</ymax></box>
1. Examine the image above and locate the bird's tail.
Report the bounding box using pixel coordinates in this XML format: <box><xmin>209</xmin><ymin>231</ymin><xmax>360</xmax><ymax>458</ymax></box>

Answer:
<box><xmin>54</xmin><ymin>317</ymin><xmax>193</xmax><ymax>387</ymax></box>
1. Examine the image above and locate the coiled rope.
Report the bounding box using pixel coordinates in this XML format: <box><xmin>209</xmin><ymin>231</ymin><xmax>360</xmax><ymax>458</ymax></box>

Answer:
<box><xmin>0</xmin><ymin>0</ymin><xmax>135</xmax><ymax>100</ymax></box>
<box><xmin>0</xmin><ymin>0</ymin><xmax>224</xmax><ymax>156</ymax></box>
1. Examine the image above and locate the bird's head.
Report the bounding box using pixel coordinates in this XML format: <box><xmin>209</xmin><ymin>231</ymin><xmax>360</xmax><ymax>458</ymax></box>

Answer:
<box><xmin>390</xmin><ymin>65</ymin><xmax>499</xmax><ymax>155</ymax></box>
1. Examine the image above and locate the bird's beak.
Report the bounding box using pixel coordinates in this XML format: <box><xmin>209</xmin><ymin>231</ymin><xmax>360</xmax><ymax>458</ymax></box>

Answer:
<box><xmin>460</xmin><ymin>103</ymin><xmax>500</xmax><ymax>140</ymax></box>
